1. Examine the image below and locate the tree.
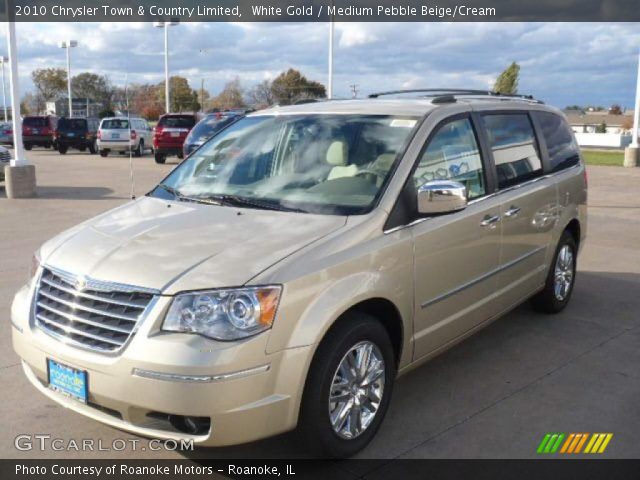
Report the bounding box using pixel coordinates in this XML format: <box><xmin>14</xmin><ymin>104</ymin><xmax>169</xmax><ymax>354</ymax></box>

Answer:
<box><xmin>248</xmin><ymin>79</ymin><xmax>275</xmax><ymax>107</ymax></box>
<box><xmin>608</xmin><ymin>104</ymin><xmax>622</xmax><ymax>115</ymax></box>
<box><xmin>32</xmin><ymin>68</ymin><xmax>67</xmax><ymax>103</ymax></box>
<box><xmin>128</xmin><ymin>83</ymin><xmax>163</xmax><ymax>119</ymax></box>
<box><xmin>71</xmin><ymin>73</ymin><xmax>115</xmax><ymax>109</ymax></box>
<box><xmin>270</xmin><ymin>69</ymin><xmax>326</xmax><ymax>105</ymax></box>
<box><xmin>158</xmin><ymin>76</ymin><xmax>199</xmax><ymax>112</ymax></box>
<box><xmin>493</xmin><ymin>62</ymin><xmax>520</xmax><ymax>95</ymax></box>
<box><xmin>210</xmin><ymin>78</ymin><xmax>245</xmax><ymax>110</ymax></box>
<box><xmin>596</xmin><ymin>121</ymin><xmax>607</xmax><ymax>133</ymax></box>
<box><xmin>621</xmin><ymin>116</ymin><xmax>633</xmax><ymax>131</ymax></box>
<box><xmin>21</xmin><ymin>92</ymin><xmax>44</xmax><ymax>115</ymax></box>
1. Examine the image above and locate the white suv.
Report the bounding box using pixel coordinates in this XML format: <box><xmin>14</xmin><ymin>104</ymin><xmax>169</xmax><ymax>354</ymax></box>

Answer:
<box><xmin>97</xmin><ymin>117</ymin><xmax>152</xmax><ymax>157</ymax></box>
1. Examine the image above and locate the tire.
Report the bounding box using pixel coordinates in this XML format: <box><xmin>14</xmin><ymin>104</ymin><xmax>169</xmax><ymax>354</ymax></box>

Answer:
<box><xmin>58</xmin><ymin>145</ymin><xmax>68</xmax><ymax>155</ymax></box>
<box><xmin>99</xmin><ymin>150</ymin><xmax>108</xmax><ymax>158</ymax></box>
<box><xmin>134</xmin><ymin>140</ymin><xmax>144</xmax><ymax>157</ymax></box>
<box><xmin>531</xmin><ymin>231</ymin><xmax>577</xmax><ymax>314</ymax></box>
<box><xmin>24</xmin><ymin>143</ymin><xmax>32</xmax><ymax>151</ymax></box>
<box><xmin>154</xmin><ymin>152</ymin><xmax>166</xmax><ymax>164</ymax></box>
<box><xmin>89</xmin><ymin>139</ymin><xmax>97</xmax><ymax>154</ymax></box>
<box><xmin>177</xmin><ymin>152</ymin><xmax>184</xmax><ymax>160</ymax></box>
<box><xmin>298</xmin><ymin>313</ymin><xmax>396</xmax><ymax>458</ymax></box>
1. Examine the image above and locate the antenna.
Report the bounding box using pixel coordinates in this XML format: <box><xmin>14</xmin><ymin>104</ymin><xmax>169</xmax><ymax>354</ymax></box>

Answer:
<box><xmin>124</xmin><ymin>73</ymin><xmax>136</xmax><ymax>199</ymax></box>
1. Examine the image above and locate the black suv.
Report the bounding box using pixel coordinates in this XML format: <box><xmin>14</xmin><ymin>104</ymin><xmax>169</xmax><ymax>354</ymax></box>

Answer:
<box><xmin>56</xmin><ymin>117</ymin><xmax>99</xmax><ymax>154</ymax></box>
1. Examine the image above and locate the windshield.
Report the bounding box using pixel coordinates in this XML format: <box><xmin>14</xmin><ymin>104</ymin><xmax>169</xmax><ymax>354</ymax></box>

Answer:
<box><xmin>101</xmin><ymin>119</ymin><xmax>129</xmax><ymax>129</ymax></box>
<box><xmin>158</xmin><ymin>115</ymin><xmax>196</xmax><ymax>128</ymax></box>
<box><xmin>187</xmin><ymin>115</ymin><xmax>240</xmax><ymax>145</ymax></box>
<box><xmin>151</xmin><ymin>114</ymin><xmax>419</xmax><ymax>215</ymax></box>
<box><xmin>58</xmin><ymin>118</ymin><xmax>87</xmax><ymax>130</ymax></box>
<box><xmin>23</xmin><ymin>117</ymin><xmax>47</xmax><ymax>127</ymax></box>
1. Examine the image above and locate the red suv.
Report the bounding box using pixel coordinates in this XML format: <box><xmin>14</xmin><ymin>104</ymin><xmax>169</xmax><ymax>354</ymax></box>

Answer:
<box><xmin>23</xmin><ymin>115</ymin><xmax>58</xmax><ymax>150</ymax></box>
<box><xmin>153</xmin><ymin>113</ymin><xmax>199</xmax><ymax>164</ymax></box>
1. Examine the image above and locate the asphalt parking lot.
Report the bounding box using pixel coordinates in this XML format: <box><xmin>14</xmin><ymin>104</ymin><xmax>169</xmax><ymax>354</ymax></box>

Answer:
<box><xmin>1</xmin><ymin>149</ymin><xmax>639</xmax><ymax>462</ymax></box>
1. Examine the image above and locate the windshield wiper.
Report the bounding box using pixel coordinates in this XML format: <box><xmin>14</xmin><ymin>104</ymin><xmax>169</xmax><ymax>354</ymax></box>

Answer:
<box><xmin>157</xmin><ymin>184</ymin><xmax>223</xmax><ymax>205</ymax></box>
<box><xmin>196</xmin><ymin>194</ymin><xmax>306</xmax><ymax>213</ymax></box>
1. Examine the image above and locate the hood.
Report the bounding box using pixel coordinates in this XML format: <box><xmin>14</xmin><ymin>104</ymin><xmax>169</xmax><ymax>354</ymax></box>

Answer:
<box><xmin>42</xmin><ymin>196</ymin><xmax>346</xmax><ymax>294</ymax></box>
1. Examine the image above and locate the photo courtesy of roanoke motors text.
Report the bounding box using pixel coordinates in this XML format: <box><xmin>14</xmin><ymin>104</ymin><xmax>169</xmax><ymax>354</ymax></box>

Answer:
<box><xmin>1</xmin><ymin>0</ymin><xmax>639</xmax><ymax>478</ymax></box>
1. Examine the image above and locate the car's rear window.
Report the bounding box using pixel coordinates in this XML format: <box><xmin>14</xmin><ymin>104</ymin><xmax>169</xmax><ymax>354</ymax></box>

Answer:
<box><xmin>189</xmin><ymin>115</ymin><xmax>238</xmax><ymax>140</ymax></box>
<box><xmin>158</xmin><ymin>116</ymin><xmax>196</xmax><ymax>128</ymax></box>
<box><xmin>58</xmin><ymin>118</ymin><xmax>87</xmax><ymax>130</ymax></box>
<box><xmin>23</xmin><ymin>117</ymin><xmax>47</xmax><ymax>127</ymax></box>
<box><xmin>101</xmin><ymin>119</ymin><xmax>129</xmax><ymax>129</ymax></box>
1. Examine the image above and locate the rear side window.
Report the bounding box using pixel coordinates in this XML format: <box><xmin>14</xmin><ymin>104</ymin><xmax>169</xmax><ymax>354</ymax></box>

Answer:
<box><xmin>482</xmin><ymin>113</ymin><xmax>542</xmax><ymax>189</ymax></box>
<box><xmin>58</xmin><ymin>118</ymin><xmax>87</xmax><ymax>130</ymax></box>
<box><xmin>158</xmin><ymin>116</ymin><xmax>196</xmax><ymax>128</ymax></box>
<box><xmin>537</xmin><ymin>112</ymin><xmax>581</xmax><ymax>172</ymax></box>
<box><xmin>23</xmin><ymin>117</ymin><xmax>47</xmax><ymax>127</ymax></box>
<box><xmin>413</xmin><ymin>118</ymin><xmax>486</xmax><ymax>200</ymax></box>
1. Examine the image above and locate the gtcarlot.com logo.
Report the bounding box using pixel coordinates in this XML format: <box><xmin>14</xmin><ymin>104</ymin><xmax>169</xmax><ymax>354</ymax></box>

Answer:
<box><xmin>537</xmin><ymin>433</ymin><xmax>613</xmax><ymax>454</ymax></box>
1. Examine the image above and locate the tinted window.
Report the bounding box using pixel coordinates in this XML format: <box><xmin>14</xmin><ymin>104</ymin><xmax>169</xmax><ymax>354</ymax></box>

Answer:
<box><xmin>23</xmin><ymin>117</ymin><xmax>47</xmax><ymax>127</ymax></box>
<box><xmin>482</xmin><ymin>113</ymin><xmax>542</xmax><ymax>189</ymax></box>
<box><xmin>158</xmin><ymin>115</ymin><xmax>196</xmax><ymax>128</ymax></box>
<box><xmin>58</xmin><ymin>118</ymin><xmax>87</xmax><ymax>130</ymax></box>
<box><xmin>413</xmin><ymin>118</ymin><xmax>485</xmax><ymax>199</ymax></box>
<box><xmin>537</xmin><ymin>112</ymin><xmax>580</xmax><ymax>172</ymax></box>
<box><xmin>102</xmin><ymin>119</ymin><xmax>129</xmax><ymax>129</ymax></box>
<box><xmin>188</xmin><ymin>115</ymin><xmax>240</xmax><ymax>144</ymax></box>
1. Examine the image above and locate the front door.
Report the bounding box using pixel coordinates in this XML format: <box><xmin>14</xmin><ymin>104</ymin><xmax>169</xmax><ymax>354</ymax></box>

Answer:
<box><xmin>411</xmin><ymin>116</ymin><xmax>503</xmax><ymax>359</ymax></box>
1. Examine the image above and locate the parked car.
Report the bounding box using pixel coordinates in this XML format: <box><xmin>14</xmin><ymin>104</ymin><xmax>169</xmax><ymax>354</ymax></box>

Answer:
<box><xmin>0</xmin><ymin>121</ymin><xmax>13</xmax><ymax>145</ymax></box>
<box><xmin>97</xmin><ymin>117</ymin><xmax>153</xmax><ymax>157</ymax></box>
<box><xmin>22</xmin><ymin>115</ymin><xmax>57</xmax><ymax>150</ymax></box>
<box><xmin>55</xmin><ymin>117</ymin><xmax>99</xmax><ymax>154</ymax></box>
<box><xmin>12</xmin><ymin>91</ymin><xmax>587</xmax><ymax>457</ymax></box>
<box><xmin>0</xmin><ymin>145</ymin><xmax>11</xmax><ymax>181</ymax></box>
<box><xmin>183</xmin><ymin>112</ymin><xmax>245</xmax><ymax>158</ymax></box>
<box><xmin>153</xmin><ymin>113</ymin><xmax>199</xmax><ymax>164</ymax></box>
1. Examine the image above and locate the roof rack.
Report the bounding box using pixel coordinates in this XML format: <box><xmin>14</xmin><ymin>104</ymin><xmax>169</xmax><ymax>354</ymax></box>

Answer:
<box><xmin>367</xmin><ymin>88</ymin><xmax>542</xmax><ymax>104</ymax></box>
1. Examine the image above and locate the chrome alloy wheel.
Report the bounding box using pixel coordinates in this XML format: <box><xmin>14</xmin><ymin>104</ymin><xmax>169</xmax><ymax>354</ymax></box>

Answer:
<box><xmin>554</xmin><ymin>245</ymin><xmax>574</xmax><ymax>301</ymax></box>
<box><xmin>329</xmin><ymin>341</ymin><xmax>385</xmax><ymax>439</ymax></box>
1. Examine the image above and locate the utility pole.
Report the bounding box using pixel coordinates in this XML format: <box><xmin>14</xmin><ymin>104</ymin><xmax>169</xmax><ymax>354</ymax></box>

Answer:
<box><xmin>0</xmin><ymin>57</ymin><xmax>7</xmax><ymax>122</ymax></box>
<box><xmin>350</xmin><ymin>84</ymin><xmax>359</xmax><ymax>99</ymax></box>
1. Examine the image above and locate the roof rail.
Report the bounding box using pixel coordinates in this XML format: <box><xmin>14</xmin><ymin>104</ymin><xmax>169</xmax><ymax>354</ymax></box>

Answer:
<box><xmin>367</xmin><ymin>88</ymin><xmax>541</xmax><ymax>103</ymax></box>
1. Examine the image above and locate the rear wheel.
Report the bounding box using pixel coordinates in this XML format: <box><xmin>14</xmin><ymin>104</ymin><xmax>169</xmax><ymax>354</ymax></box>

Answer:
<box><xmin>99</xmin><ymin>150</ymin><xmax>108</xmax><ymax>158</ymax></box>
<box><xmin>531</xmin><ymin>231</ymin><xmax>577</xmax><ymax>313</ymax></box>
<box><xmin>298</xmin><ymin>313</ymin><xmax>395</xmax><ymax>458</ymax></box>
<box><xmin>88</xmin><ymin>139</ymin><xmax>97</xmax><ymax>154</ymax></box>
<box><xmin>135</xmin><ymin>140</ymin><xmax>144</xmax><ymax>157</ymax></box>
<box><xmin>24</xmin><ymin>143</ymin><xmax>32</xmax><ymax>151</ymax></box>
<box><xmin>58</xmin><ymin>145</ymin><xmax>68</xmax><ymax>154</ymax></box>
<box><xmin>154</xmin><ymin>152</ymin><xmax>166</xmax><ymax>164</ymax></box>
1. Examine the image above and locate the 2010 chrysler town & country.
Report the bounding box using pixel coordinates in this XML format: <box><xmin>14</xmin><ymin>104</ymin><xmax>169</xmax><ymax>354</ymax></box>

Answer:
<box><xmin>11</xmin><ymin>90</ymin><xmax>587</xmax><ymax>457</ymax></box>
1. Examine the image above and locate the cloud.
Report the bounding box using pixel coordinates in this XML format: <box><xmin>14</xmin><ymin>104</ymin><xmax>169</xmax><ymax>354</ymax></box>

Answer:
<box><xmin>0</xmin><ymin>22</ymin><xmax>636</xmax><ymax>108</ymax></box>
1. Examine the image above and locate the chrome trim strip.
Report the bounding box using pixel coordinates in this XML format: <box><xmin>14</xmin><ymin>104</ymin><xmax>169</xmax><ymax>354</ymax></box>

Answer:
<box><xmin>131</xmin><ymin>364</ymin><xmax>271</xmax><ymax>383</ymax></box>
<box><xmin>46</xmin><ymin>264</ymin><xmax>161</xmax><ymax>295</ymax></box>
<box><xmin>384</xmin><ymin>164</ymin><xmax>581</xmax><ymax>235</ymax></box>
<box><xmin>38</xmin><ymin>290</ymin><xmax>140</xmax><ymax>322</ymax></box>
<box><xmin>420</xmin><ymin>245</ymin><xmax>547</xmax><ymax>309</ymax></box>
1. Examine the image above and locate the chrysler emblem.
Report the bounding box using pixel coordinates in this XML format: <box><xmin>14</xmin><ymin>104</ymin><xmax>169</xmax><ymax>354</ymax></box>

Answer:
<box><xmin>75</xmin><ymin>277</ymin><xmax>87</xmax><ymax>291</ymax></box>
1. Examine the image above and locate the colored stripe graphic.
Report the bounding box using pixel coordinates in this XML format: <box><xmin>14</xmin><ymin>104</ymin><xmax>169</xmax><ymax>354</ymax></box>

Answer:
<box><xmin>539</xmin><ymin>433</ymin><xmax>613</xmax><ymax>454</ymax></box>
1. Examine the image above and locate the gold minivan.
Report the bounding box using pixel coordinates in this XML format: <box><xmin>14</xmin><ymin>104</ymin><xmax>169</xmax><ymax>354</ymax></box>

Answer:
<box><xmin>12</xmin><ymin>90</ymin><xmax>587</xmax><ymax>457</ymax></box>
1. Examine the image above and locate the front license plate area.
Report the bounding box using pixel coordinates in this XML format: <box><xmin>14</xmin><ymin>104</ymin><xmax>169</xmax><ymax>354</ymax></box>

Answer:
<box><xmin>47</xmin><ymin>358</ymin><xmax>88</xmax><ymax>403</ymax></box>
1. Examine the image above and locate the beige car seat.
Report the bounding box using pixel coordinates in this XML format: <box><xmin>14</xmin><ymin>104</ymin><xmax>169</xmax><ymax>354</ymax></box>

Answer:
<box><xmin>326</xmin><ymin>140</ymin><xmax>358</xmax><ymax>180</ymax></box>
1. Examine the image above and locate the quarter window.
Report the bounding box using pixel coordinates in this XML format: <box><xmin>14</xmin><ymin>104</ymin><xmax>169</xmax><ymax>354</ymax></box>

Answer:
<box><xmin>537</xmin><ymin>112</ymin><xmax>581</xmax><ymax>172</ymax></box>
<box><xmin>482</xmin><ymin>114</ymin><xmax>542</xmax><ymax>189</ymax></box>
<box><xmin>413</xmin><ymin>118</ymin><xmax>486</xmax><ymax>199</ymax></box>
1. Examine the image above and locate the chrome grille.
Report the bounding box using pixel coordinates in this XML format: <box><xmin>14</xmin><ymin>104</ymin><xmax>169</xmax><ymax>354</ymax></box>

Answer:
<box><xmin>0</xmin><ymin>149</ymin><xmax>11</xmax><ymax>163</ymax></box>
<box><xmin>35</xmin><ymin>267</ymin><xmax>156</xmax><ymax>353</ymax></box>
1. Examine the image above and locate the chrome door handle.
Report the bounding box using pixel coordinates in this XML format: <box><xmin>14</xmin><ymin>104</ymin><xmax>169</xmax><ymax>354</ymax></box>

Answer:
<box><xmin>480</xmin><ymin>214</ymin><xmax>501</xmax><ymax>227</ymax></box>
<box><xmin>504</xmin><ymin>206</ymin><xmax>521</xmax><ymax>218</ymax></box>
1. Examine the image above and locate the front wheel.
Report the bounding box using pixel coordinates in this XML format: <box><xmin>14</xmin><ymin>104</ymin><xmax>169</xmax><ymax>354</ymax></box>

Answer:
<box><xmin>154</xmin><ymin>152</ymin><xmax>166</xmax><ymax>164</ymax></box>
<box><xmin>24</xmin><ymin>143</ymin><xmax>32</xmax><ymax>151</ymax></box>
<box><xmin>134</xmin><ymin>140</ymin><xmax>144</xmax><ymax>157</ymax></box>
<box><xmin>531</xmin><ymin>231</ymin><xmax>577</xmax><ymax>313</ymax></box>
<box><xmin>99</xmin><ymin>150</ymin><xmax>108</xmax><ymax>158</ymax></box>
<box><xmin>58</xmin><ymin>145</ymin><xmax>68</xmax><ymax>154</ymax></box>
<box><xmin>298</xmin><ymin>313</ymin><xmax>395</xmax><ymax>458</ymax></box>
<box><xmin>88</xmin><ymin>139</ymin><xmax>97</xmax><ymax>154</ymax></box>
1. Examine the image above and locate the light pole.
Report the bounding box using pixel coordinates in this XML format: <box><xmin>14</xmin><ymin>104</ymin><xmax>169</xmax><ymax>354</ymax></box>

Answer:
<box><xmin>0</xmin><ymin>57</ymin><xmax>7</xmax><ymax>121</ymax></box>
<box><xmin>60</xmin><ymin>40</ymin><xmax>77</xmax><ymax>117</ymax></box>
<box><xmin>328</xmin><ymin>20</ymin><xmax>334</xmax><ymax>99</ymax></box>
<box><xmin>624</xmin><ymin>47</ymin><xmax>640</xmax><ymax>167</ymax></box>
<box><xmin>5</xmin><ymin>21</ymin><xmax>37</xmax><ymax>198</ymax></box>
<box><xmin>154</xmin><ymin>20</ymin><xmax>179</xmax><ymax>113</ymax></box>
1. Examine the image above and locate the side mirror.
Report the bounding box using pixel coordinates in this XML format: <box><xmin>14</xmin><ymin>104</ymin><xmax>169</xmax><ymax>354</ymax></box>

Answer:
<box><xmin>417</xmin><ymin>180</ymin><xmax>467</xmax><ymax>215</ymax></box>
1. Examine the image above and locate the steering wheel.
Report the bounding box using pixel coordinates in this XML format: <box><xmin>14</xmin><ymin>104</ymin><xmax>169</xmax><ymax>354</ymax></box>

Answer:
<box><xmin>355</xmin><ymin>169</ymin><xmax>386</xmax><ymax>184</ymax></box>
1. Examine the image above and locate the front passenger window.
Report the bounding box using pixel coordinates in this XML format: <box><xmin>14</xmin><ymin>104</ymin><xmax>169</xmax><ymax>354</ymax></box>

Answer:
<box><xmin>413</xmin><ymin>118</ymin><xmax>485</xmax><ymax>199</ymax></box>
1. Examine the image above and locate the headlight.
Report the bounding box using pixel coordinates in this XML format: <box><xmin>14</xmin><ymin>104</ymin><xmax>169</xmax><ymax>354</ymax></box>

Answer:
<box><xmin>162</xmin><ymin>286</ymin><xmax>282</xmax><ymax>341</ymax></box>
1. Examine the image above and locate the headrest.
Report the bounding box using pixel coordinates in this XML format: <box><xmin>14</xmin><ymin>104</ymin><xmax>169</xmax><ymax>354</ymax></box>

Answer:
<box><xmin>326</xmin><ymin>140</ymin><xmax>348</xmax><ymax>166</ymax></box>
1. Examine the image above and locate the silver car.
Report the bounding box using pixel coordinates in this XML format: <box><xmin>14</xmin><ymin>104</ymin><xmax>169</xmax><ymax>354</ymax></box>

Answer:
<box><xmin>97</xmin><ymin>117</ymin><xmax>152</xmax><ymax>157</ymax></box>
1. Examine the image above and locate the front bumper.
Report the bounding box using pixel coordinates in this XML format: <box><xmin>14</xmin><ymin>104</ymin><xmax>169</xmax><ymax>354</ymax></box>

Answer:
<box><xmin>11</xmin><ymin>282</ymin><xmax>311</xmax><ymax>446</ymax></box>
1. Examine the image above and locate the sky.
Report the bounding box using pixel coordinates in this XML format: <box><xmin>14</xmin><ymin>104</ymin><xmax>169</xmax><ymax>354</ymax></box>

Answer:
<box><xmin>0</xmin><ymin>22</ymin><xmax>638</xmax><ymax>109</ymax></box>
